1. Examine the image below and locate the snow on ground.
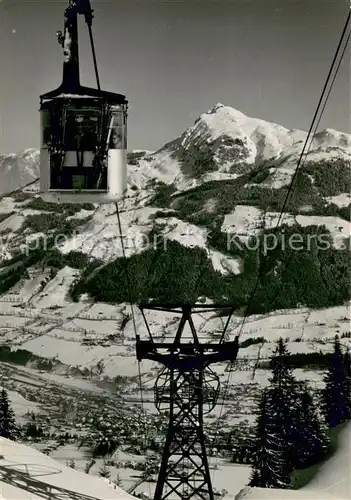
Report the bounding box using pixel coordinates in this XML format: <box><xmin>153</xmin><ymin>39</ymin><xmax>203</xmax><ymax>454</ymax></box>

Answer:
<box><xmin>210</xmin><ymin>250</ymin><xmax>242</xmax><ymax>275</ymax></box>
<box><xmin>128</xmin><ymin>150</ymin><xmax>196</xmax><ymax>192</ymax></box>
<box><xmin>155</xmin><ymin>216</ymin><xmax>208</xmax><ymax>249</ymax></box>
<box><xmin>240</xmin><ymin>340</ymin><xmax>349</xmax><ymax>360</ymax></box>
<box><xmin>222</xmin><ymin>205</ymin><xmax>351</xmax><ymax>248</ymax></box>
<box><xmin>58</xmin><ymin>204</ymin><xmax>157</xmax><ymax>260</ymax></box>
<box><xmin>5</xmin><ymin>389</ymin><xmax>40</xmax><ymax>419</ymax></box>
<box><xmin>222</xmin><ymin>206</ymin><xmax>263</xmax><ymax>243</ymax></box>
<box><xmin>325</xmin><ymin>193</ymin><xmax>351</xmax><ymax>208</ymax></box>
<box><xmin>58</xmin><ymin>209</ymin><xmax>242</xmax><ymax>275</ymax></box>
<box><xmin>20</xmin><ymin>334</ymin><xmax>153</xmax><ymax>378</ymax></box>
<box><xmin>0</xmin><ymin>437</ymin><xmax>137</xmax><ymax>500</ymax></box>
<box><xmin>66</xmin><ymin>208</ymin><xmax>95</xmax><ymax>221</ymax></box>
<box><xmin>235</xmin><ymin>420</ymin><xmax>351</xmax><ymax>500</ymax></box>
<box><xmin>303</xmin><ymin>420</ymin><xmax>351</xmax><ymax>499</ymax></box>
<box><xmin>155</xmin><ymin>216</ymin><xmax>242</xmax><ymax>274</ymax></box>
<box><xmin>5</xmin><ymin>268</ymin><xmax>53</xmax><ymax>303</ymax></box>
<box><xmin>312</xmin><ymin>128</ymin><xmax>351</xmax><ymax>150</ymax></box>
<box><xmin>0</xmin><ymin>197</ymin><xmax>17</xmax><ymax>213</ymax></box>
<box><xmin>261</xmin><ymin>165</ymin><xmax>295</xmax><ymax>189</ymax></box>
<box><xmin>235</xmin><ymin>487</ymin><xmax>335</xmax><ymax>499</ymax></box>
<box><xmin>180</xmin><ymin>104</ymin><xmax>306</xmax><ymax>165</ymax></box>
<box><xmin>0</xmin><ymin>213</ymin><xmax>24</xmax><ymax>233</ymax></box>
<box><xmin>2</xmin><ymin>362</ymin><xmax>105</xmax><ymax>393</ymax></box>
<box><xmin>31</xmin><ymin>267</ymin><xmax>80</xmax><ymax>309</ymax></box>
<box><xmin>126</xmin><ymin>462</ymin><xmax>252</xmax><ymax>499</ymax></box>
<box><xmin>46</xmin><ymin>444</ymin><xmax>252</xmax><ymax>499</ymax></box>
<box><xmin>267</xmin><ymin>213</ymin><xmax>351</xmax><ymax>249</ymax></box>
<box><xmin>202</xmin><ymin>171</ymin><xmax>242</xmax><ymax>184</ymax></box>
<box><xmin>212</xmin><ymin>463</ymin><xmax>252</xmax><ymax>497</ymax></box>
<box><xmin>229</xmin><ymin>303</ymin><xmax>351</xmax><ymax>342</ymax></box>
<box><xmin>0</xmin><ymin>289</ymin><xmax>349</xmax><ymax>381</ymax></box>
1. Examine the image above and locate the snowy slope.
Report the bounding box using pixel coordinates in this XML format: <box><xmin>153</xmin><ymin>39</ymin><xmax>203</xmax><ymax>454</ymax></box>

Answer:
<box><xmin>180</xmin><ymin>103</ymin><xmax>307</xmax><ymax>161</ymax></box>
<box><xmin>235</xmin><ymin>421</ymin><xmax>351</xmax><ymax>500</ymax></box>
<box><xmin>0</xmin><ymin>114</ymin><xmax>349</xmax><ymax>354</ymax></box>
<box><xmin>0</xmin><ymin>436</ymin><xmax>137</xmax><ymax>499</ymax></box>
<box><xmin>303</xmin><ymin>421</ymin><xmax>351</xmax><ymax>499</ymax></box>
<box><xmin>0</xmin><ymin>150</ymin><xmax>39</xmax><ymax>195</ymax></box>
<box><xmin>0</xmin><ymin>104</ymin><xmax>350</xmax><ymax>379</ymax></box>
<box><xmin>2</xmin><ymin>104</ymin><xmax>350</xmax><ymax>198</ymax></box>
<box><xmin>0</xmin><ymin>104</ymin><xmax>350</xmax><ymax>499</ymax></box>
<box><xmin>177</xmin><ymin>103</ymin><xmax>351</xmax><ymax>180</ymax></box>
<box><xmin>222</xmin><ymin>205</ymin><xmax>351</xmax><ymax>248</ymax></box>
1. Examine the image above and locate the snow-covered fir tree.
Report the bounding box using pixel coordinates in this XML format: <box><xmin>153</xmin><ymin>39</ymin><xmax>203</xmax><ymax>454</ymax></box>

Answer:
<box><xmin>342</xmin><ymin>348</ymin><xmax>351</xmax><ymax>419</ymax></box>
<box><xmin>322</xmin><ymin>336</ymin><xmax>349</xmax><ymax>427</ymax></box>
<box><xmin>0</xmin><ymin>388</ymin><xmax>20</xmax><ymax>440</ymax></box>
<box><xmin>249</xmin><ymin>388</ymin><xmax>293</xmax><ymax>489</ymax></box>
<box><xmin>114</xmin><ymin>472</ymin><xmax>123</xmax><ymax>487</ymax></box>
<box><xmin>98</xmin><ymin>460</ymin><xmax>111</xmax><ymax>478</ymax></box>
<box><xmin>291</xmin><ymin>383</ymin><xmax>329</xmax><ymax>468</ymax></box>
<box><xmin>66</xmin><ymin>459</ymin><xmax>75</xmax><ymax>469</ymax></box>
<box><xmin>268</xmin><ymin>338</ymin><xmax>300</xmax><ymax>459</ymax></box>
<box><xmin>253</xmin><ymin>338</ymin><xmax>329</xmax><ymax>475</ymax></box>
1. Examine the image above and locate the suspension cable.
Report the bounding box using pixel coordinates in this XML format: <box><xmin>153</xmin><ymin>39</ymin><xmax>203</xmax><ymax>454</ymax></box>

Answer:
<box><xmin>211</xmin><ymin>9</ymin><xmax>350</xmax><ymax>484</ymax></box>
<box><xmin>114</xmin><ymin>203</ymin><xmax>149</xmax><ymax>454</ymax></box>
<box><xmin>247</xmin><ymin>25</ymin><xmax>351</xmax><ymax>381</ymax></box>
<box><xmin>87</xmin><ymin>24</ymin><xmax>101</xmax><ymax>91</ymax></box>
<box><xmin>221</xmin><ymin>6</ymin><xmax>351</xmax><ymax>345</ymax></box>
<box><xmin>245</xmin><ymin>14</ymin><xmax>351</xmax><ymax>379</ymax></box>
<box><xmin>86</xmin><ymin>15</ymin><xmax>149</xmax><ymax>476</ymax></box>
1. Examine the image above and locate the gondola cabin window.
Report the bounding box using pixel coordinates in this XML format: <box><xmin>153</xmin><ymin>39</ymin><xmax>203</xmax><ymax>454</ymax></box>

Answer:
<box><xmin>39</xmin><ymin>97</ymin><xmax>128</xmax><ymax>203</ymax></box>
<box><xmin>43</xmin><ymin>103</ymin><xmax>109</xmax><ymax>192</ymax></box>
<box><xmin>109</xmin><ymin>108</ymin><xmax>127</xmax><ymax>150</ymax></box>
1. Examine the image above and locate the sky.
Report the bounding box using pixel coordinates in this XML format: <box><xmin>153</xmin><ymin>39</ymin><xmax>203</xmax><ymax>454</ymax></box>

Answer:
<box><xmin>0</xmin><ymin>0</ymin><xmax>350</xmax><ymax>154</ymax></box>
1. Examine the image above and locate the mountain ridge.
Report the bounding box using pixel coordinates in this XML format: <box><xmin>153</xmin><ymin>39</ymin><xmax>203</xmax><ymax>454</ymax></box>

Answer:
<box><xmin>0</xmin><ymin>102</ymin><xmax>350</xmax><ymax>314</ymax></box>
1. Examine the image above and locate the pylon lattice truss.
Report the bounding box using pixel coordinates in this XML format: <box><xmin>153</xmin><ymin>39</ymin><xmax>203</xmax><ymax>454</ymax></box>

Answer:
<box><xmin>136</xmin><ymin>303</ymin><xmax>239</xmax><ymax>500</ymax></box>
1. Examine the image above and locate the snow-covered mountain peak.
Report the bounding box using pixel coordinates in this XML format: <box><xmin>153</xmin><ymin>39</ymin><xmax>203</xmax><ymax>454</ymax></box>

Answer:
<box><xmin>1</xmin><ymin>105</ymin><xmax>350</xmax><ymax>198</ymax></box>
<box><xmin>207</xmin><ymin>102</ymin><xmax>245</xmax><ymax>117</ymax></box>
<box><xmin>178</xmin><ymin>105</ymin><xmax>307</xmax><ymax>170</ymax></box>
<box><xmin>0</xmin><ymin>149</ymin><xmax>40</xmax><ymax>195</ymax></box>
<box><xmin>312</xmin><ymin>128</ymin><xmax>351</xmax><ymax>149</ymax></box>
<box><xmin>177</xmin><ymin>104</ymin><xmax>351</xmax><ymax>176</ymax></box>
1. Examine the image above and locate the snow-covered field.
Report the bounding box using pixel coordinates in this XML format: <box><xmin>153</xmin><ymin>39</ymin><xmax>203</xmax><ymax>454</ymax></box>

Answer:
<box><xmin>0</xmin><ymin>421</ymin><xmax>350</xmax><ymax>500</ymax></box>
<box><xmin>222</xmin><ymin>205</ymin><xmax>351</xmax><ymax>248</ymax></box>
<box><xmin>0</xmin><ymin>269</ymin><xmax>350</xmax><ymax>381</ymax></box>
<box><xmin>0</xmin><ymin>436</ymin><xmax>137</xmax><ymax>500</ymax></box>
<box><xmin>0</xmin><ymin>274</ymin><xmax>349</xmax><ymax>432</ymax></box>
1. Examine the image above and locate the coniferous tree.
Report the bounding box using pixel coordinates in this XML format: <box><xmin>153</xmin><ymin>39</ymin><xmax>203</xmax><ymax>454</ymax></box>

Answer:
<box><xmin>99</xmin><ymin>461</ymin><xmax>111</xmax><ymax>478</ymax></box>
<box><xmin>269</xmin><ymin>338</ymin><xmax>300</xmax><ymax>458</ymax></box>
<box><xmin>266</xmin><ymin>339</ymin><xmax>329</xmax><ymax>469</ymax></box>
<box><xmin>342</xmin><ymin>348</ymin><xmax>351</xmax><ymax>419</ymax></box>
<box><xmin>291</xmin><ymin>384</ymin><xmax>329</xmax><ymax>468</ymax></box>
<box><xmin>0</xmin><ymin>388</ymin><xmax>20</xmax><ymax>440</ymax></box>
<box><xmin>249</xmin><ymin>388</ymin><xmax>292</xmax><ymax>489</ymax></box>
<box><xmin>322</xmin><ymin>336</ymin><xmax>349</xmax><ymax>427</ymax></box>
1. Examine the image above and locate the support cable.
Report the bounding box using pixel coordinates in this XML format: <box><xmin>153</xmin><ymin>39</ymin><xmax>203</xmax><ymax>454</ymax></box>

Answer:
<box><xmin>86</xmin><ymin>18</ymin><xmax>149</xmax><ymax>484</ymax></box>
<box><xmin>220</xmin><ymin>7</ymin><xmax>351</xmax><ymax>346</ymax></box>
<box><xmin>88</xmin><ymin>24</ymin><xmax>101</xmax><ymax>91</ymax></box>
<box><xmin>211</xmin><ymin>9</ymin><xmax>350</xmax><ymax>485</ymax></box>
<box><xmin>248</xmin><ymin>21</ymin><xmax>351</xmax><ymax>381</ymax></box>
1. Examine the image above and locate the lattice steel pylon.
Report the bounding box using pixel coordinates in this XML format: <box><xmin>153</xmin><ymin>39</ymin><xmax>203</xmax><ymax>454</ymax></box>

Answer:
<box><xmin>136</xmin><ymin>303</ymin><xmax>239</xmax><ymax>500</ymax></box>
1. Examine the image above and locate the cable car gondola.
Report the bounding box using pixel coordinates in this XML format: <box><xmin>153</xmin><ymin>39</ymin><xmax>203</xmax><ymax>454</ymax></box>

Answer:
<box><xmin>39</xmin><ymin>0</ymin><xmax>128</xmax><ymax>204</ymax></box>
